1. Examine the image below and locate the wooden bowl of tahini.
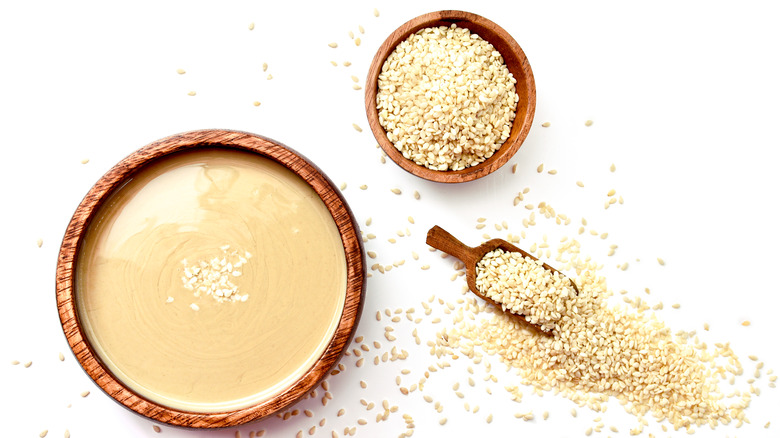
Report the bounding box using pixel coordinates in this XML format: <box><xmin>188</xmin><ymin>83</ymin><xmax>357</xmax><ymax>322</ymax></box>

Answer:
<box><xmin>365</xmin><ymin>10</ymin><xmax>536</xmax><ymax>183</ymax></box>
<box><xmin>56</xmin><ymin>129</ymin><xmax>366</xmax><ymax>428</ymax></box>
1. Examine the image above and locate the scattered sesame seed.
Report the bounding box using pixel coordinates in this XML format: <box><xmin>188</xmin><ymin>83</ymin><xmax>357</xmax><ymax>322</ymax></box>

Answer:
<box><xmin>391</xmin><ymin>188</ymin><xmax>402</xmax><ymax>195</ymax></box>
<box><xmin>328</xmin><ymin>42</ymin><xmax>338</xmax><ymax>48</ymax></box>
<box><xmin>187</xmin><ymin>91</ymin><xmax>196</xmax><ymax>96</ymax></box>
<box><xmin>352</xmin><ymin>123</ymin><xmax>363</xmax><ymax>132</ymax></box>
<box><xmin>373</xmin><ymin>8</ymin><xmax>380</xmax><ymax>17</ymax></box>
<box><xmin>439</xmin><ymin>418</ymin><xmax>447</xmax><ymax>425</ymax></box>
<box><xmin>541</xmin><ymin>122</ymin><xmax>551</xmax><ymax>127</ymax></box>
<box><xmin>742</xmin><ymin>320</ymin><xmax>751</xmax><ymax>326</ymax></box>
<box><xmin>537</xmin><ymin>164</ymin><xmax>544</xmax><ymax>173</ymax></box>
<box><xmin>585</xmin><ymin>120</ymin><xmax>593</xmax><ymax>126</ymax></box>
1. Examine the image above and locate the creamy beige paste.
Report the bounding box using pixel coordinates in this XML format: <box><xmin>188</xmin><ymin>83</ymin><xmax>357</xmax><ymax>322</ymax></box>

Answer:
<box><xmin>76</xmin><ymin>148</ymin><xmax>347</xmax><ymax>412</ymax></box>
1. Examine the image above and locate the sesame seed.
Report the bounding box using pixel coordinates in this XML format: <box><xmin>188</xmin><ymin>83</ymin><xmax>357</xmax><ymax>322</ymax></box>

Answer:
<box><xmin>541</xmin><ymin>122</ymin><xmax>551</xmax><ymax>127</ymax></box>
<box><xmin>352</xmin><ymin>123</ymin><xmax>362</xmax><ymax>132</ymax></box>
<box><xmin>328</xmin><ymin>42</ymin><xmax>338</xmax><ymax>48</ymax></box>
<box><xmin>585</xmin><ymin>120</ymin><xmax>593</xmax><ymax>126</ymax></box>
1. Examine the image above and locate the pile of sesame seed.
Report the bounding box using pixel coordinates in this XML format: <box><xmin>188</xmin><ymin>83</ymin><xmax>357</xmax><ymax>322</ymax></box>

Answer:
<box><xmin>179</xmin><ymin>245</ymin><xmax>251</xmax><ymax>305</ymax></box>
<box><xmin>476</xmin><ymin>248</ymin><xmax>578</xmax><ymax>332</ymax></box>
<box><xmin>376</xmin><ymin>24</ymin><xmax>519</xmax><ymax>171</ymax></box>
<box><xmin>442</xmin><ymin>251</ymin><xmax>753</xmax><ymax>432</ymax></box>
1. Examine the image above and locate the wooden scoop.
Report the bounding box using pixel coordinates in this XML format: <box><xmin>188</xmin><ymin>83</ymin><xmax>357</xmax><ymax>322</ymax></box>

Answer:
<box><xmin>426</xmin><ymin>225</ymin><xmax>579</xmax><ymax>326</ymax></box>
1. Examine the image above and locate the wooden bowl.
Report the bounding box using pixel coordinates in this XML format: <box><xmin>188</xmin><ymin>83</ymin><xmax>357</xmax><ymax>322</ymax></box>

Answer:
<box><xmin>365</xmin><ymin>10</ymin><xmax>536</xmax><ymax>183</ymax></box>
<box><xmin>55</xmin><ymin>129</ymin><xmax>366</xmax><ymax>428</ymax></box>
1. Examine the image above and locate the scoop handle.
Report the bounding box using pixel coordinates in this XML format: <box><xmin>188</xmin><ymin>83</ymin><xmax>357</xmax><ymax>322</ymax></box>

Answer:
<box><xmin>426</xmin><ymin>226</ymin><xmax>480</xmax><ymax>266</ymax></box>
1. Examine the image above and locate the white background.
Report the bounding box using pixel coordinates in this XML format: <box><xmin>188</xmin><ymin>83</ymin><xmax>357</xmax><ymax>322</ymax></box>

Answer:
<box><xmin>2</xmin><ymin>1</ymin><xmax>779</xmax><ymax>437</ymax></box>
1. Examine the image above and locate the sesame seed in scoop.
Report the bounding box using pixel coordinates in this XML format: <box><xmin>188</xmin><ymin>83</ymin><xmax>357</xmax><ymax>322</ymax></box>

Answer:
<box><xmin>426</xmin><ymin>226</ymin><xmax>577</xmax><ymax>332</ymax></box>
<box><xmin>476</xmin><ymin>248</ymin><xmax>577</xmax><ymax>332</ymax></box>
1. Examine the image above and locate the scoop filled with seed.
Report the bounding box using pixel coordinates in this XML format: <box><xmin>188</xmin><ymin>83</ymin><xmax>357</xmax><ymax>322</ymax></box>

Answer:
<box><xmin>426</xmin><ymin>225</ymin><xmax>578</xmax><ymax>332</ymax></box>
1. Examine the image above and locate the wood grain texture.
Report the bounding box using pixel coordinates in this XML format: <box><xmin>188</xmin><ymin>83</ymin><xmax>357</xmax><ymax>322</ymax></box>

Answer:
<box><xmin>426</xmin><ymin>226</ymin><xmax>578</xmax><ymax>328</ymax></box>
<box><xmin>365</xmin><ymin>10</ymin><xmax>536</xmax><ymax>183</ymax></box>
<box><xmin>55</xmin><ymin>129</ymin><xmax>366</xmax><ymax>428</ymax></box>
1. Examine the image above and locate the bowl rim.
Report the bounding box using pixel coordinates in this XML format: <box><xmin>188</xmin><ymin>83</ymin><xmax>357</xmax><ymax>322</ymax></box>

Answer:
<box><xmin>55</xmin><ymin>129</ymin><xmax>366</xmax><ymax>428</ymax></box>
<box><xmin>364</xmin><ymin>9</ymin><xmax>537</xmax><ymax>183</ymax></box>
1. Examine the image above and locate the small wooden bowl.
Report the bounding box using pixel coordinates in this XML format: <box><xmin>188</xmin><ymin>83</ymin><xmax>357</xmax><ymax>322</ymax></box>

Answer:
<box><xmin>55</xmin><ymin>129</ymin><xmax>366</xmax><ymax>428</ymax></box>
<box><xmin>365</xmin><ymin>10</ymin><xmax>536</xmax><ymax>183</ymax></box>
